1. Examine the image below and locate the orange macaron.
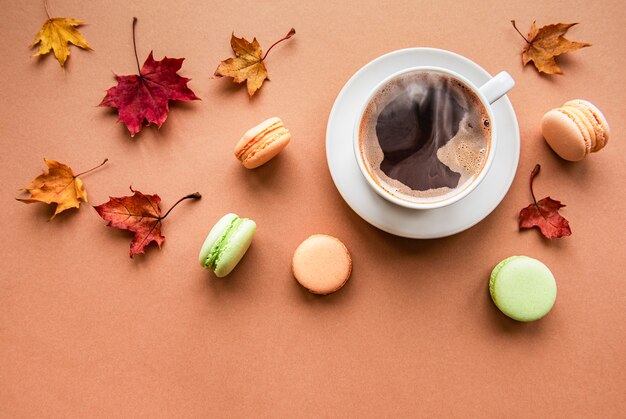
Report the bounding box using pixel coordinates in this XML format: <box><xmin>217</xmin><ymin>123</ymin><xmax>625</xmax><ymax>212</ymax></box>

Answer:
<box><xmin>292</xmin><ymin>235</ymin><xmax>352</xmax><ymax>295</ymax></box>
<box><xmin>234</xmin><ymin>117</ymin><xmax>291</xmax><ymax>169</ymax></box>
<box><xmin>541</xmin><ymin>99</ymin><xmax>610</xmax><ymax>161</ymax></box>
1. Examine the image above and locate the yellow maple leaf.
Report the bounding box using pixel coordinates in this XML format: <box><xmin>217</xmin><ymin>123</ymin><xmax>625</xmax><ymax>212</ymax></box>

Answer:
<box><xmin>214</xmin><ymin>28</ymin><xmax>295</xmax><ymax>97</ymax></box>
<box><xmin>17</xmin><ymin>158</ymin><xmax>107</xmax><ymax>220</ymax></box>
<box><xmin>32</xmin><ymin>17</ymin><xmax>92</xmax><ymax>67</ymax></box>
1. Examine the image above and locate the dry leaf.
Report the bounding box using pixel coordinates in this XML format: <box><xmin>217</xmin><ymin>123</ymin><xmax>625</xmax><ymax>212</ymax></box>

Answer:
<box><xmin>94</xmin><ymin>188</ymin><xmax>201</xmax><ymax>258</ymax></box>
<box><xmin>511</xmin><ymin>20</ymin><xmax>590</xmax><ymax>74</ymax></box>
<box><xmin>32</xmin><ymin>17</ymin><xmax>91</xmax><ymax>67</ymax></box>
<box><xmin>215</xmin><ymin>28</ymin><xmax>295</xmax><ymax>97</ymax></box>
<box><xmin>99</xmin><ymin>18</ymin><xmax>199</xmax><ymax>137</ymax></box>
<box><xmin>17</xmin><ymin>158</ymin><xmax>107</xmax><ymax>220</ymax></box>
<box><xmin>518</xmin><ymin>164</ymin><xmax>572</xmax><ymax>239</ymax></box>
<box><xmin>99</xmin><ymin>51</ymin><xmax>199</xmax><ymax>137</ymax></box>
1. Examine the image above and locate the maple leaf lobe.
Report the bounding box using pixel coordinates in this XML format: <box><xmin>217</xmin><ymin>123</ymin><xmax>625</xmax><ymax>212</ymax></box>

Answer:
<box><xmin>32</xmin><ymin>18</ymin><xmax>91</xmax><ymax>67</ymax></box>
<box><xmin>99</xmin><ymin>51</ymin><xmax>199</xmax><ymax>137</ymax></box>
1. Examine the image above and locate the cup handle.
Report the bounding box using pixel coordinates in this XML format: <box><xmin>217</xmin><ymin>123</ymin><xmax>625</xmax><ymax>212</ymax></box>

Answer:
<box><xmin>479</xmin><ymin>71</ymin><xmax>515</xmax><ymax>104</ymax></box>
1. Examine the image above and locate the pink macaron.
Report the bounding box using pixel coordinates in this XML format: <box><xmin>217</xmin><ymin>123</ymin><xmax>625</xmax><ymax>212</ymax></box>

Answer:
<box><xmin>234</xmin><ymin>117</ymin><xmax>291</xmax><ymax>169</ymax></box>
<box><xmin>541</xmin><ymin>99</ymin><xmax>610</xmax><ymax>161</ymax></box>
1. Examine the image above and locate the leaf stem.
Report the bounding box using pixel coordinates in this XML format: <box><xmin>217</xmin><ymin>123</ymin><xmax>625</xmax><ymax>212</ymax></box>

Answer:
<box><xmin>160</xmin><ymin>192</ymin><xmax>201</xmax><ymax>220</ymax></box>
<box><xmin>132</xmin><ymin>17</ymin><xmax>141</xmax><ymax>74</ymax></box>
<box><xmin>44</xmin><ymin>0</ymin><xmax>51</xmax><ymax>18</ymax></box>
<box><xmin>511</xmin><ymin>20</ymin><xmax>530</xmax><ymax>44</ymax></box>
<box><xmin>261</xmin><ymin>28</ymin><xmax>296</xmax><ymax>61</ymax></box>
<box><xmin>529</xmin><ymin>164</ymin><xmax>540</xmax><ymax>206</ymax></box>
<box><xmin>74</xmin><ymin>158</ymin><xmax>109</xmax><ymax>178</ymax></box>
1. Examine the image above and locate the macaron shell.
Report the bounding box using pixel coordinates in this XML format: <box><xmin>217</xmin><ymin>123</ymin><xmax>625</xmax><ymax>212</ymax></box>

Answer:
<box><xmin>541</xmin><ymin>109</ymin><xmax>589</xmax><ymax>161</ymax></box>
<box><xmin>489</xmin><ymin>255</ymin><xmax>521</xmax><ymax>298</ymax></box>
<box><xmin>213</xmin><ymin>219</ymin><xmax>256</xmax><ymax>277</ymax></box>
<box><xmin>242</xmin><ymin>131</ymin><xmax>291</xmax><ymax>169</ymax></box>
<box><xmin>490</xmin><ymin>256</ymin><xmax>557</xmax><ymax>322</ymax></box>
<box><xmin>199</xmin><ymin>213</ymin><xmax>239</xmax><ymax>268</ymax></box>
<box><xmin>292</xmin><ymin>234</ymin><xmax>352</xmax><ymax>295</ymax></box>
<box><xmin>558</xmin><ymin>107</ymin><xmax>593</xmax><ymax>156</ymax></box>
<box><xmin>564</xmin><ymin>99</ymin><xmax>610</xmax><ymax>151</ymax></box>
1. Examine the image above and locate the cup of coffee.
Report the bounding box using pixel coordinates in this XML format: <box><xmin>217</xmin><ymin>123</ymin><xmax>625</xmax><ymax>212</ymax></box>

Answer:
<box><xmin>354</xmin><ymin>66</ymin><xmax>514</xmax><ymax>209</ymax></box>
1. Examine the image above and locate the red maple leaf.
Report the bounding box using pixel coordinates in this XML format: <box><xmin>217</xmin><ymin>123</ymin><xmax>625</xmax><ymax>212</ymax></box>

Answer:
<box><xmin>99</xmin><ymin>18</ymin><xmax>199</xmax><ymax>137</ymax></box>
<box><xmin>94</xmin><ymin>187</ymin><xmax>201</xmax><ymax>258</ymax></box>
<box><xmin>519</xmin><ymin>164</ymin><xmax>571</xmax><ymax>239</ymax></box>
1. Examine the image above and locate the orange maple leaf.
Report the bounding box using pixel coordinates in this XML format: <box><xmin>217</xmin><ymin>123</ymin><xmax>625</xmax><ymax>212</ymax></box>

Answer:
<box><xmin>214</xmin><ymin>28</ymin><xmax>295</xmax><ymax>97</ymax></box>
<box><xmin>512</xmin><ymin>20</ymin><xmax>591</xmax><ymax>75</ymax></box>
<box><xmin>17</xmin><ymin>158</ymin><xmax>107</xmax><ymax>220</ymax></box>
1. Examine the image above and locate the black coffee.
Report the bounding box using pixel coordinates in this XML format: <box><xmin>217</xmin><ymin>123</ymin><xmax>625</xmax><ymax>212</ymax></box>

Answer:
<box><xmin>359</xmin><ymin>71</ymin><xmax>491</xmax><ymax>203</ymax></box>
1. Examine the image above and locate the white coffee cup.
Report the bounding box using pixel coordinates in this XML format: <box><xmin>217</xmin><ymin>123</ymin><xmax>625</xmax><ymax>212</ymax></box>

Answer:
<box><xmin>353</xmin><ymin>66</ymin><xmax>514</xmax><ymax>210</ymax></box>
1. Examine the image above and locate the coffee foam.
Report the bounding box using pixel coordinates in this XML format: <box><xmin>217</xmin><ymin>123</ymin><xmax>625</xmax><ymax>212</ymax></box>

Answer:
<box><xmin>358</xmin><ymin>71</ymin><xmax>491</xmax><ymax>203</ymax></box>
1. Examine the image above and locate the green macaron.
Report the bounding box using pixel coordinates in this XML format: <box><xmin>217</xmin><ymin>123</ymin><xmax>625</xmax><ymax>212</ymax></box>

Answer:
<box><xmin>199</xmin><ymin>213</ymin><xmax>256</xmax><ymax>277</ymax></box>
<box><xmin>489</xmin><ymin>256</ymin><xmax>557</xmax><ymax>322</ymax></box>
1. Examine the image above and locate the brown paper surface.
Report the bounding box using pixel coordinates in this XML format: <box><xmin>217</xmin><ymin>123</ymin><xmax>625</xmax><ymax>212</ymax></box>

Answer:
<box><xmin>1</xmin><ymin>0</ymin><xmax>624</xmax><ymax>416</ymax></box>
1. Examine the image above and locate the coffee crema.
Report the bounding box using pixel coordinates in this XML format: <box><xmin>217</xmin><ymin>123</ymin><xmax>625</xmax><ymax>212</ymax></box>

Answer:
<box><xmin>359</xmin><ymin>71</ymin><xmax>492</xmax><ymax>203</ymax></box>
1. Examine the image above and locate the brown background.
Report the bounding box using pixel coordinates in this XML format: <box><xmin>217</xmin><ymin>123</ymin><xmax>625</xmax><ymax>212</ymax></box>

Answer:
<box><xmin>1</xmin><ymin>0</ymin><xmax>624</xmax><ymax>417</ymax></box>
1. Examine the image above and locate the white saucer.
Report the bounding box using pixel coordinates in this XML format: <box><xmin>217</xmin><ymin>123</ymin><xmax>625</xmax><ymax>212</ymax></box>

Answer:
<box><xmin>325</xmin><ymin>48</ymin><xmax>520</xmax><ymax>239</ymax></box>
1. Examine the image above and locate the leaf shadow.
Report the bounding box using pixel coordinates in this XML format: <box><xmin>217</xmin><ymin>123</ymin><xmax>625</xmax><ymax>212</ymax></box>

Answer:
<box><xmin>103</xmin><ymin>225</ymin><xmax>163</xmax><ymax>263</ymax></box>
<box><xmin>518</xmin><ymin>228</ymin><xmax>571</xmax><ymax>249</ymax></box>
<box><xmin>29</xmin><ymin>51</ymin><xmax>62</xmax><ymax>70</ymax></box>
<box><xmin>20</xmin><ymin>201</ymin><xmax>81</xmax><ymax>225</ymax></box>
<box><xmin>211</xmin><ymin>77</ymin><xmax>246</xmax><ymax>95</ymax></box>
<box><xmin>152</xmin><ymin>100</ymin><xmax>200</xmax><ymax>139</ymax></box>
<box><xmin>30</xmin><ymin>54</ymin><xmax>49</xmax><ymax>69</ymax></box>
<box><xmin>525</xmin><ymin>53</ymin><xmax>586</xmax><ymax>81</ymax></box>
<box><xmin>130</xmin><ymin>242</ymin><xmax>163</xmax><ymax>264</ymax></box>
<box><xmin>211</xmin><ymin>77</ymin><xmax>269</xmax><ymax>101</ymax></box>
<box><xmin>551</xmin><ymin>53</ymin><xmax>587</xmax><ymax>75</ymax></box>
<box><xmin>96</xmin><ymin>98</ymin><xmax>200</xmax><ymax>142</ymax></box>
<box><xmin>95</xmin><ymin>106</ymin><xmax>134</xmax><ymax>139</ymax></box>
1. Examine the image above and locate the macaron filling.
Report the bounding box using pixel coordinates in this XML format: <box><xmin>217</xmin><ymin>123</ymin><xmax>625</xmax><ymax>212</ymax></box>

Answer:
<box><xmin>241</xmin><ymin>127</ymin><xmax>289</xmax><ymax>162</ymax></box>
<box><xmin>236</xmin><ymin>120</ymin><xmax>284</xmax><ymax>161</ymax></box>
<box><xmin>563</xmin><ymin>106</ymin><xmax>596</xmax><ymax>149</ymax></box>
<box><xmin>204</xmin><ymin>216</ymin><xmax>244</xmax><ymax>270</ymax></box>
<box><xmin>579</xmin><ymin>104</ymin><xmax>606</xmax><ymax>151</ymax></box>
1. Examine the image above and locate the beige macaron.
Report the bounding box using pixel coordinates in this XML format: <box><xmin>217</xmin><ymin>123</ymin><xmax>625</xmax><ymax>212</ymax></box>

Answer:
<box><xmin>292</xmin><ymin>235</ymin><xmax>352</xmax><ymax>295</ymax></box>
<box><xmin>234</xmin><ymin>117</ymin><xmax>291</xmax><ymax>169</ymax></box>
<box><xmin>541</xmin><ymin>99</ymin><xmax>610</xmax><ymax>161</ymax></box>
